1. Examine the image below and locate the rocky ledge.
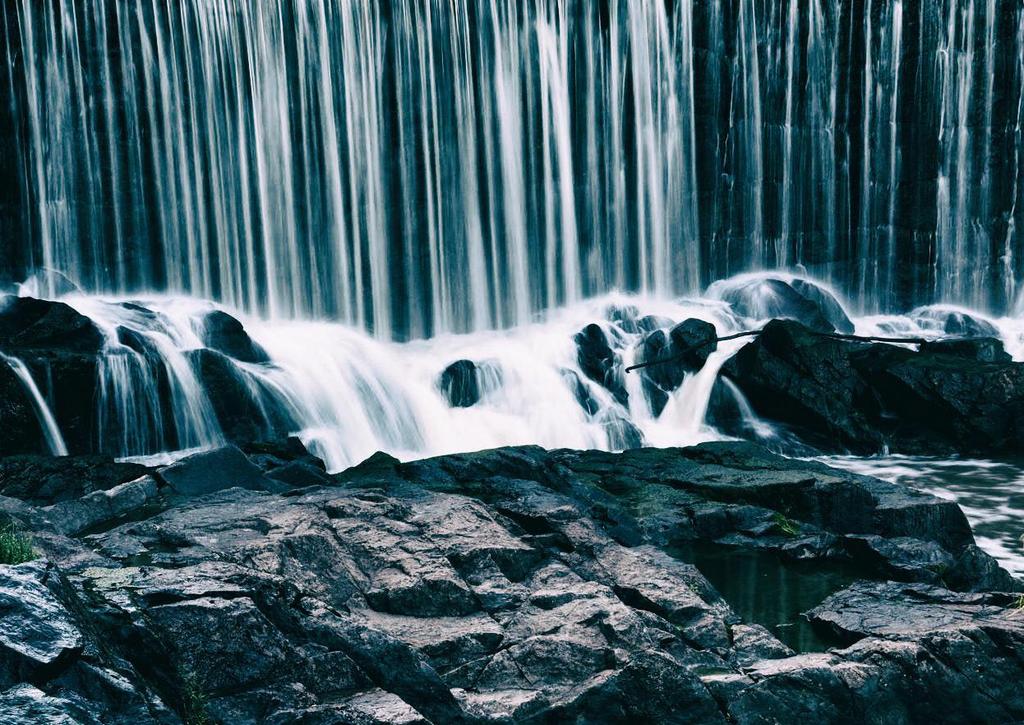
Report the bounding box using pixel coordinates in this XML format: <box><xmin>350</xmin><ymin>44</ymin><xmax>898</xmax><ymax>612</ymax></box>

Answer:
<box><xmin>0</xmin><ymin>441</ymin><xmax>1020</xmax><ymax>724</ymax></box>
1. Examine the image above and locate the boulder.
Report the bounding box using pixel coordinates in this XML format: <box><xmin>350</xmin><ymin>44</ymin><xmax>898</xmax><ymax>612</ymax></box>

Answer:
<box><xmin>911</xmin><ymin>306</ymin><xmax>1000</xmax><ymax>338</ymax></box>
<box><xmin>574</xmin><ymin>324</ymin><xmax>627</xmax><ymax>406</ymax></box>
<box><xmin>709</xmin><ymin>276</ymin><xmax>853</xmax><ymax>333</ymax></box>
<box><xmin>198</xmin><ymin>310</ymin><xmax>269</xmax><ymax>364</ymax></box>
<box><xmin>18</xmin><ymin>352</ymin><xmax>99</xmax><ymax>456</ymax></box>
<box><xmin>918</xmin><ymin>336</ymin><xmax>1010</xmax><ymax>363</ymax></box>
<box><xmin>597</xmin><ymin>409</ymin><xmax>645</xmax><ymax>450</ymax></box>
<box><xmin>637</xmin><ymin>315</ymin><xmax>675</xmax><ymax>334</ymax></box>
<box><xmin>719</xmin><ymin>319</ymin><xmax>1024</xmax><ymax>456</ymax></box>
<box><xmin>242</xmin><ymin>438</ymin><xmax>329</xmax><ymax>488</ymax></box>
<box><xmin>560</xmin><ymin>369</ymin><xmax>600</xmax><ymax>416</ymax></box>
<box><xmin>0</xmin><ymin>297</ymin><xmax>104</xmax><ymax>355</ymax></box>
<box><xmin>188</xmin><ymin>348</ymin><xmax>293</xmax><ymax>444</ymax></box>
<box><xmin>634</xmin><ymin>319</ymin><xmax>718</xmax><ymax>418</ymax></box>
<box><xmin>44</xmin><ymin>476</ymin><xmax>160</xmax><ymax>536</ymax></box>
<box><xmin>605</xmin><ymin>303</ymin><xmax>641</xmax><ymax>334</ymax></box>
<box><xmin>438</xmin><ymin>359</ymin><xmax>503</xmax><ymax>409</ymax></box>
<box><xmin>0</xmin><ymin>562</ymin><xmax>83</xmax><ymax>683</ymax></box>
<box><xmin>159</xmin><ymin>446</ymin><xmax>284</xmax><ymax>497</ymax></box>
<box><xmin>669</xmin><ymin>318</ymin><xmax>718</xmax><ymax>370</ymax></box>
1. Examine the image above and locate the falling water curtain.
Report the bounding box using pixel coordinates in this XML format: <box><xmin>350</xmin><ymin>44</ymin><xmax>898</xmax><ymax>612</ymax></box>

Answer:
<box><xmin>1</xmin><ymin>0</ymin><xmax>1022</xmax><ymax>338</ymax></box>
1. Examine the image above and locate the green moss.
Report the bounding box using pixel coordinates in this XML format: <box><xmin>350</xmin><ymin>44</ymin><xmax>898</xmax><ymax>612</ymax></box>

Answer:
<box><xmin>772</xmin><ymin>512</ymin><xmax>800</xmax><ymax>537</ymax></box>
<box><xmin>0</xmin><ymin>524</ymin><xmax>36</xmax><ymax>565</ymax></box>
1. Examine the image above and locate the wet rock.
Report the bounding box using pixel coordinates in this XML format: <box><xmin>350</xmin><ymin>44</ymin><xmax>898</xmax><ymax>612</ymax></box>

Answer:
<box><xmin>807</xmin><ymin>581</ymin><xmax>1022</xmax><ymax>643</ymax></box>
<box><xmin>44</xmin><ymin>476</ymin><xmax>159</xmax><ymax>536</ymax></box>
<box><xmin>242</xmin><ymin>437</ymin><xmax>326</xmax><ymax>474</ymax></box>
<box><xmin>0</xmin><ymin>562</ymin><xmax>83</xmax><ymax>683</ymax></box>
<box><xmin>188</xmin><ymin>348</ymin><xmax>293</xmax><ymax>444</ymax></box>
<box><xmin>710</xmin><ymin>276</ymin><xmax>853</xmax><ymax>333</ymax></box>
<box><xmin>637</xmin><ymin>314</ymin><xmax>675</xmax><ymax>333</ymax></box>
<box><xmin>0</xmin><ymin>296</ymin><xmax>104</xmax><ymax>355</ymax></box>
<box><xmin>18</xmin><ymin>352</ymin><xmax>100</xmax><ymax>456</ymax></box>
<box><xmin>0</xmin><ymin>442</ymin><xmax>1017</xmax><ymax>723</ymax></box>
<box><xmin>0</xmin><ymin>456</ymin><xmax>149</xmax><ymax>506</ymax></box>
<box><xmin>605</xmin><ymin>303</ymin><xmax>641</xmax><ymax>334</ymax></box>
<box><xmin>669</xmin><ymin>318</ymin><xmax>718</xmax><ymax>369</ymax></box>
<box><xmin>198</xmin><ymin>310</ymin><xmax>269</xmax><ymax>364</ymax></box>
<box><xmin>597</xmin><ymin>408</ymin><xmax>645</xmax><ymax>450</ymax></box>
<box><xmin>0</xmin><ymin>363</ymin><xmax>46</xmax><ymax>456</ymax></box>
<box><xmin>560</xmin><ymin>368</ymin><xmax>600</xmax><ymax>416</ymax></box>
<box><xmin>918</xmin><ymin>336</ymin><xmax>1010</xmax><ymax>363</ymax></box>
<box><xmin>911</xmin><ymin>306</ymin><xmax>1000</xmax><ymax>338</ymax></box>
<box><xmin>635</xmin><ymin>318</ymin><xmax>717</xmax><ymax>417</ymax></box>
<box><xmin>574</xmin><ymin>323</ymin><xmax>628</xmax><ymax>406</ymax></box>
<box><xmin>720</xmin><ymin>318</ymin><xmax>1024</xmax><ymax>456</ymax></box>
<box><xmin>439</xmin><ymin>359</ymin><xmax>503</xmax><ymax>408</ymax></box>
<box><xmin>159</xmin><ymin>446</ymin><xmax>285</xmax><ymax>497</ymax></box>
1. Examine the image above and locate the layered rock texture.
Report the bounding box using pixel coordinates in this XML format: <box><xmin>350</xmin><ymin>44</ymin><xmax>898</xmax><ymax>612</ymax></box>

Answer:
<box><xmin>715</xmin><ymin>319</ymin><xmax>1024</xmax><ymax>456</ymax></box>
<box><xmin>0</xmin><ymin>442</ymin><xmax>1020</xmax><ymax>723</ymax></box>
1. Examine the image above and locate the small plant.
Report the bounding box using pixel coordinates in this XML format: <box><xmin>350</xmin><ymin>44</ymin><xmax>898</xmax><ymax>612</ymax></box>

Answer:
<box><xmin>178</xmin><ymin>666</ymin><xmax>210</xmax><ymax>725</ymax></box>
<box><xmin>1013</xmin><ymin>594</ymin><xmax>1024</xmax><ymax>612</ymax></box>
<box><xmin>772</xmin><ymin>512</ymin><xmax>800</xmax><ymax>537</ymax></box>
<box><xmin>0</xmin><ymin>524</ymin><xmax>36</xmax><ymax>565</ymax></box>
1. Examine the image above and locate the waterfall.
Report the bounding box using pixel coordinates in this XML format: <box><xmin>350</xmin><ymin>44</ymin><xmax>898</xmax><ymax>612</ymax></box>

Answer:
<box><xmin>1</xmin><ymin>0</ymin><xmax>1023</xmax><ymax>335</ymax></box>
<box><xmin>1</xmin><ymin>353</ymin><xmax>68</xmax><ymax>456</ymax></box>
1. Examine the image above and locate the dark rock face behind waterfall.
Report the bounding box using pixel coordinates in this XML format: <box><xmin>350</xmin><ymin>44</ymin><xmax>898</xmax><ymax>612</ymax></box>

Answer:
<box><xmin>715</xmin><ymin>319</ymin><xmax>1024</xmax><ymax>456</ymax></box>
<box><xmin>0</xmin><ymin>441</ymin><xmax>1020</xmax><ymax>723</ymax></box>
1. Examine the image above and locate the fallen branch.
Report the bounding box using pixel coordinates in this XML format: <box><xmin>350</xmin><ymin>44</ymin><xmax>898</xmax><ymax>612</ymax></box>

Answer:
<box><xmin>625</xmin><ymin>327</ymin><xmax>930</xmax><ymax>373</ymax></box>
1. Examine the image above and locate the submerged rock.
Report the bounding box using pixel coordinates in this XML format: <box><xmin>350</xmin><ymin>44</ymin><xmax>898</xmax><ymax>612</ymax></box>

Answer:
<box><xmin>719</xmin><ymin>318</ymin><xmax>1024</xmax><ymax>456</ymax></box>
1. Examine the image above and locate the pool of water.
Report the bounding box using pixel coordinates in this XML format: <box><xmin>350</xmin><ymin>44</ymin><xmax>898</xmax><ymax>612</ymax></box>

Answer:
<box><xmin>819</xmin><ymin>456</ymin><xmax>1024</xmax><ymax>578</ymax></box>
<box><xmin>669</xmin><ymin>541</ymin><xmax>868</xmax><ymax>653</ymax></box>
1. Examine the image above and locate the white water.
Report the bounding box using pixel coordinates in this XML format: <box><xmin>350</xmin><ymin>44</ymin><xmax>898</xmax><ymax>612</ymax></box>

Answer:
<box><xmin>32</xmin><ymin>291</ymin><xmax>743</xmax><ymax>472</ymax></box>
<box><xmin>823</xmin><ymin>455</ymin><xmax>1024</xmax><ymax>577</ymax></box>
<box><xmin>1</xmin><ymin>352</ymin><xmax>68</xmax><ymax>456</ymax></box>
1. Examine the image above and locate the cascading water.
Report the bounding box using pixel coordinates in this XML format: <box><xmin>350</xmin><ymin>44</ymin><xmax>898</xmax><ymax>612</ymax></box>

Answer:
<box><xmin>2</xmin><ymin>1</ymin><xmax>1023</xmax><ymax>336</ymax></box>
<box><xmin>1</xmin><ymin>353</ymin><xmax>68</xmax><ymax>456</ymax></box>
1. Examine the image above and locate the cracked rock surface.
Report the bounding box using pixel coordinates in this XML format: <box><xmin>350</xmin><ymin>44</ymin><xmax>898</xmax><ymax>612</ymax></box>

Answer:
<box><xmin>0</xmin><ymin>441</ymin><xmax>1020</xmax><ymax>723</ymax></box>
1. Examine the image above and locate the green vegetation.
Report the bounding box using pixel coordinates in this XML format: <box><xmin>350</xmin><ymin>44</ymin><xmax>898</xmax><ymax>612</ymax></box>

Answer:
<box><xmin>1013</xmin><ymin>594</ymin><xmax>1024</xmax><ymax>612</ymax></box>
<box><xmin>179</xmin><ymin>666</ymin><xmax>210</xmax><ymax>725</ymax></box>
<box><xmin>0</xmin><ymin>524</ymin><xmax>36</xmax><ymax>564</ymax></box>
<box><xmin>772</xmin><ymin>512</ymin><xmax>800</xmax><ymax>537</ymax></box>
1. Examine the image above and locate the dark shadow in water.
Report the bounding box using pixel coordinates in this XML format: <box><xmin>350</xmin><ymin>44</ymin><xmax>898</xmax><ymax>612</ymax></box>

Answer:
<box><xmin>668</xmin><ymin>541</ymin><xmax>869</xmax><ymax>653</ymax></box>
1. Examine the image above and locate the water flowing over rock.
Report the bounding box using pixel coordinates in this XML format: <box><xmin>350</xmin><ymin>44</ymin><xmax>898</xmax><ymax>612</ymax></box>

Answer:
<box><xmin>198</xmin><ymin>311</ymin><xmax>270</xmax><ymax>364</ymax></box>
<box><xmin>707</xmin><ymin>276</ymin><xmax>854</xmax><ymax>333</ymax></box>
<box><xmin>0</xmin><ymin>442</ymin><xmax>1018</xmax><ymax>723</ymax></box>
<box><xmin>438</xmin><ymin>359</ymin><xmax>502</xmax><ymax>409</ymax></box>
